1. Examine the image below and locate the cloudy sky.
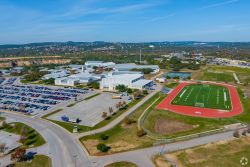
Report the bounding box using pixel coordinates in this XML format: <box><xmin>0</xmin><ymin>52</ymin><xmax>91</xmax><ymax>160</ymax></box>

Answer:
<box><xmin>0</xmin><ymin>0</ymin><xmax>249</xmax><ymax>44</ymax></box>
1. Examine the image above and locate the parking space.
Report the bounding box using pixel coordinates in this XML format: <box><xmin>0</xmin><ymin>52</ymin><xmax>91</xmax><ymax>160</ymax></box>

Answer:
<box><xmin>48</xmin><ymin>92</ymin><xmax>132</xmax><ymax>127</ymax></box>
<box><xmin>0</xmin><ymin>83</ymin><xmax>96</xmax><ymax>115</ymax></box>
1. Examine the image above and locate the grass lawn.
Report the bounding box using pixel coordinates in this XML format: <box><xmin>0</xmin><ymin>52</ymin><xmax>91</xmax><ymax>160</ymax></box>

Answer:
<box><xmin>0</xmin><ymin>122</ymin><xmax>45</xmax><ymax>147</ymax></box>
<box><xmin>44</xmin><ymin>96</ymin><xmax>145</xmax><ymax>133</ymax></box>
<box><xmin>143</xmin><ymin>108</ymin><xmax>238</xmax><ymax>138</ymax></box>
<box><xmin>15</xmin><ymin>155</ymin><xmax>51</xmax><ymax>167</ymax></box>
<box><xmin>80</xmin><ymin>93</ymin><xmax>165</xmax><ymax>155</ymax></box>
<box><xmin>165</xmin><ymin>82</ymin><xmax>179</xmax><ymax>88</ymax></box>
<box><xmin>172</xmin><ymin>84</ymin><xmax>231</xmax><ymax>110</ymax></box>
<box><xmin>169</xmin><ymin>137</ymin><xmax>250</xmax><ymax>167</ymax></box>
<box><xmin>105</xmin><ymin>161</ymin><xmax>137</xmax><ymax>167</ymax></box>
<box><xmin>195</xmin><ymin>65</ymin><xmax>250</xmax><ymax>84</ymax></box>
<box><xmin>201</xmin><ymin>71</ymin><xmax>234</xmax><ymax>82</ymax></box>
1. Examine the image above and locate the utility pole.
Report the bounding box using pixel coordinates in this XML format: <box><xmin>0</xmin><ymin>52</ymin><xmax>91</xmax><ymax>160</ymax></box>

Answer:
<box><xmin>140</xmin><ymin>49</ymin><xmax>142</xmax><ymax>63</ymax></box>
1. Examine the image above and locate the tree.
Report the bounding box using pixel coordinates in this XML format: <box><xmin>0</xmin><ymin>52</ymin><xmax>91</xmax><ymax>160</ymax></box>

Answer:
<box><xmin>102</xmin><ymin>112</ymin><xmax>108</xmax><ymax>119</ymax></box>
<box><xmin>116</xmin><ymin>102</ymin><xmax>122</xmax><ymax>109</ymax></box>
<box><xmin>96</xmin><ymin>143</ymin><xmax>110</xmax><ymax>152</ymax></box>
<box><xmin>0</xmin><ymin>143</ymin><xmax>6</xmax><ymax>154</ymax></box>
<box><xmin>143</xmin><ymin>90</ymin><xmax>148</xmax><ymax>95</ymax></box>
<box><xmin>247</xmin><ymin>126</ymin><xmax>250</xmax><ymax>133</ymax></box>
<box><xmin>127</xmin><ymin>88</ymin><xmax>133</xmax><ymax>94</ymax></box>
<box><xmin>233</xmin><ymin>130</ymin><xmax>240</xmax><ymax>138</ymax></box>
<box><xmin>19</xmin><ymin>126</ymin><xmax>28</xmax><ymax>144</ymax></box>
<box><xmin>109</xmin><ymin>107</ymin><xmax>113</xmax><ymax>115</ymax></box>
<box><xmin>11</xmin><ymin>148</ymin><xmax>26</xmax><ymax>162</ymax></box>
<box><xmin>115</xmin><ymin>84</ymin><xmax>127</xmax><ymax>92</ymax></box>
<box><xmin>1</xmin><ymin>121</ymin><xmax>7</xmax><ymax>129</ymax></box>
<box><xmin>242</xmin><ymin>130</ymin><xmax>247</xmax><ymax>136</ymax></box>
<box><xmin>136</xmin><ymin>129</ymin><xmax>147</xmax><ymax>137</ymax></box>
<box><xmin>43</xmin><ymin>78</ymin><xmax>55</xmax><ymax>85</ymax></box>
<box><xmin>100</xmin><ymin>134</ymin><xmax>109</xmax><ymax>141</ymax></box>
<box><xmin>88</xmin><ymin>81</ymin><xmax>100</xmax><ymax>89</ymax></box>
<box><xmin>124</xmin><ymin>117</ymin><xmax>136</xmax><ymax>125</ymax></box>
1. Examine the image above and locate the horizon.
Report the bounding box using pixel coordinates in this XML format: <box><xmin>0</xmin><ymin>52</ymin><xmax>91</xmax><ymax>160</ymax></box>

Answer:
<box><xmin>1</xmin><ymin>40</ymin><xmax>250</xmax><ymax>46</ymax></box>
<box><xmin>0</xmin><ymin>0</ymin><xmax>250</xmax><ymax>44</ymax></box>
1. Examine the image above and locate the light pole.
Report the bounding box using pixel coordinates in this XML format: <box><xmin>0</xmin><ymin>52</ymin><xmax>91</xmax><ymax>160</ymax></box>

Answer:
<box><xmin>73</xmin><ymin>154</ymin><xmax>77</xmax><ymax>167</ymax></box>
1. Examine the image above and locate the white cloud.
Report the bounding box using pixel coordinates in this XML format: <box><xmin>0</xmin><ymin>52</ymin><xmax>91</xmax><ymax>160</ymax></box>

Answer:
<box><xmin>200</xmin><ymin>0</ymin><xmax>240</xmax><ymax>9</ymax></box>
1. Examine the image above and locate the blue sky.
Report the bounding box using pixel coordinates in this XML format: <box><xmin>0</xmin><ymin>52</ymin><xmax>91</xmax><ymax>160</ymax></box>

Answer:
<box><xmin>0</xmin><ymin>0</ymin><xmax>249</xmax><ymax>44</ymax></box>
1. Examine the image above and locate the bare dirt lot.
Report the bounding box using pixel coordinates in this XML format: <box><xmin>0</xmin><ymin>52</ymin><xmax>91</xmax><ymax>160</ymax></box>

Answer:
<box><xmin>154</xmin><ymin>118</ymin><xmax>194</xmax><ymax>135</ymax></box>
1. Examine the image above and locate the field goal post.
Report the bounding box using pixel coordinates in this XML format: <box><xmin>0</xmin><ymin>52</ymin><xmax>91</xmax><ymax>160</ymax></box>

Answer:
<box><xmin>195</xmin><ymin>102</ymin><xmax>204</xmax><ymax>107</ymax></box>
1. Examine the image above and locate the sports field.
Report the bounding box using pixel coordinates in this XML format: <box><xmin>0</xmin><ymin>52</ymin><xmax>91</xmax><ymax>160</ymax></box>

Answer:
<box><xmin>157</xmin><ymin>82</ymin><xmax>243</xmax><ymax>118</ymax></box>
<box><xmin>171</xmin><ymin>84</ymin><xmax>232</xmax><ymax>110</ymax></box>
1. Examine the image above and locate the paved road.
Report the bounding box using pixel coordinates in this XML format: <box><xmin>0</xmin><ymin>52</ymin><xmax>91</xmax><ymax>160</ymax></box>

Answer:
<box><xmin>93</xmin><ymin>130</ymin><xmax>235</xmax><ymax>167</ymax></box>
<box><xmin>1</xmin><ymin>112</ymin><xmax>92</xmax><ymax>167</ymax></box>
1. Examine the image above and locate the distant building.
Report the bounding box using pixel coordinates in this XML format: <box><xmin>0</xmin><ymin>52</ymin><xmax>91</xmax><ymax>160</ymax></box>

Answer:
<box><xmin>85</xmin><ymin>61</ymin><xmax>115</xmax><ymax>68</ymax></box>
<box><xmin>11</xmin><ymin>67</ymin><xmax>25</xmax><ymax>74</ymax></box>
<box><xmin>100</xmin><ymin>73</ymin><xmax>153</xmax><ymax>91</ymax></box>
<box><xmin>55</xmin><ymin>72</ymin><xmax>101</xmax><ymax>86</ymax></box>
<box><xmin>43</xmin><ymin>70</ymin><xmax>69</xmax><ymax>80</ymax></box>
<box><xmin>114</xmin><ymin>63</ymin><xmax>160</xmax><ymax>74</ymax></box>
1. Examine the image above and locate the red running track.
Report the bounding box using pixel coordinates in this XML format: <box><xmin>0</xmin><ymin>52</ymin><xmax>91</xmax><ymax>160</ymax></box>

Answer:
<box><xmin>157</xmin><ymin>82</ymin><xmax>243</xmax><ymax>118</ymax></box>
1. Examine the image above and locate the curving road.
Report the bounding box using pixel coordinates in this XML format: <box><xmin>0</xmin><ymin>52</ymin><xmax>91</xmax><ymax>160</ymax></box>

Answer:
<box><xmin>1</xmin><ymin>112</ymin><xmax>92</xmax><ymax>167</ymax></box>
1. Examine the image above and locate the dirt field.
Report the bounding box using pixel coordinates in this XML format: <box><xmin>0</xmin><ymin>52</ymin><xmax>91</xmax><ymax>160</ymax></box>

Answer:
<box><xmin>154</xmin><ymin>118</ymin><xmax>193</xmax><ymax>135</ymax></box>
<box><xmin>155</xmin><ymin>136</ymin><xmax>250</xmax><ymax>167</ymax></box>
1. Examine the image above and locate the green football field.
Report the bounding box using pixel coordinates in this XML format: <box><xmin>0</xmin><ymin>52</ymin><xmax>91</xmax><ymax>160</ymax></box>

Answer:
<box><xmin>171</xmin><ymin>84</ymin><xmax>232</xmax><ymax>110</ymax></box>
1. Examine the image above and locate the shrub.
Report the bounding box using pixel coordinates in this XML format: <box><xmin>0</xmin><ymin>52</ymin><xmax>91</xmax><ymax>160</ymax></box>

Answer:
<box><xmin>143</xmin><ymin>90</ymin><xmax>148</xmax><ymax>95</ymax></box>
<box><xmin>100</xmin><ymin>134</ymin><xmax>109</xmax><ymax>141</ymax></box>
<box><xmin>96</xmin><ymin>143</ymin><xmax>110</xmax><ymax>152</ymax></box>
<box><xmin>233</xmin><ymin>130</ymin><xmax>240</xmax><ymax>138</ymax></box>
<box><xmin>136</xmin><ymin>129</ymin><xmax>147</xmax><ymax>137</ymax></box>
<box><xmin>124</xmin><ymin>117</ymin><xmax>136</xmax><ymax>125</ymax></box>
<box><xmin>127</xmin><ymin>88</ymin><xmax>133</xmax><ymax>94</ymax></box>
<box><xmin>242</xmin><ymin>130</ymin><xmax>247</xmax><ymax>136</ymax></box>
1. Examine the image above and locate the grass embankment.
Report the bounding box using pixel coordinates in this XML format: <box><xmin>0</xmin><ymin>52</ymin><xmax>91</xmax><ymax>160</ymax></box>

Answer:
<box><xmin>15</xmin><ymin>155</ymin><xmax>51</xmax><ymax>167</ymax></box>
<box><xmin>155</xmin><ymin>136</ymin><xmax>250</xmax><ymax>167</ymax></box>
<box><xmin>165</xmin><ymin>82</ymin><xmax>179</xmax><ymax>88</ymax></box>
<box><xmin>81</xmin><ymin>93</ymin><xmax>165</xmax><ymax>155</ymax></box>
<box><xmin>105</xmin><ymin>161</ymin><xmax>137</xmax><ymax>167</ymax></box>
<box><xmin>43</xmin><ymin>96</ymin><xmax>145</xmax><ymax>133</ymax></box>
<box><xmin>143</xmin><ymin>108</ymin><xmax>238</xmax><ymax>139</ymax></box>
<box><xmin>0</xmin><ymin>122</ymin><xmax>45</xmax><ymax>147</ymax></box>
<box><xmin>195</xmin><ymin>65</ymin><xmax>250</xmax><ymax>84</ymax></box>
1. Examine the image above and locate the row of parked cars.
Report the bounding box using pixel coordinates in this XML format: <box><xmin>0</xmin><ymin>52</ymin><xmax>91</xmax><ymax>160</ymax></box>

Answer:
<box><xmin>0</xmin><ymin>78</ymin><xmax>91</xmax><ymax>114</ymax></box>
<box><xmin>0</xmin><ymin>88</ymin><xmax>71</xmax><ymax>101</ymax></box>
<box><xmin>12</xmin><ymin>85</ymin><xmax>89</xmax><ymax>98</ymax></box>
<box><xmin>3</xmin><ymin>77</ymin><xmax>17</xmax><ymax>85</ymax></box>
<box><xmin>0</xmin><ymin>78</ymin><xmax>5</xmax><ymax>85</ymax></box>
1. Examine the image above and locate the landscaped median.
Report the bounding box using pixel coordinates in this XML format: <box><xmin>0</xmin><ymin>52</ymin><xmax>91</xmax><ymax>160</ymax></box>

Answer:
<box><xmin>42</xmin><ymin>93</ymin><xmax>147</xmax><ymax>133</ymax></box>
<box><xmin>15</xmin><ymin>155</ymin><xmax>51</xmax><ymax>167</ymax></box>
<box><xmin>80</xmin><ymin>92</ymin><xmax>165</xmax><ymax>155</ymax></box>
<box><xmin>0</xmin><ymin>122</ymin><xmax>45</xmax><ymax>147</ymax></box>
<box><xmin>104</xmin><ymin>161</ymin><xmax>137</xmax><ymax>167</ymax></box>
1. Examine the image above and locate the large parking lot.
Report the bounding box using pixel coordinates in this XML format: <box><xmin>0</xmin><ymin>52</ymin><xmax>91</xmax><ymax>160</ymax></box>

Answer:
<box><xmin>0</xmin><ymin>77</ymin><xmax>96</xmax><ymax>115</ymax></box>
<box><xmin>48</xmin><ymin>93</ymin><xmax>132</xmax><ymax>127</ymax></box>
